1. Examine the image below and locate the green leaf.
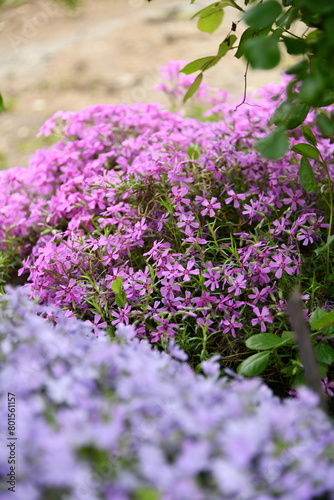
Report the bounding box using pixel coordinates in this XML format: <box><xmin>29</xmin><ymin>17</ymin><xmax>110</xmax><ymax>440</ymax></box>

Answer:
<box><xmin>301</xmin><ymin>125</ymin><xmax>317</xmax><ymax>146</ymax></box>
<box><xmin>235</xmin><ymin>27</ymin><xmax>255</xmax><ymax>59</ymax></box>
<box><xmin>191</xmin><ymin>2</ymin><xmax>222</xmax><ymax>20</ymax></box>
<box><xmin>314</xmin><ymin>343</ymin><xmax>334</xmax><ymax>365</ymax></box>
<box><xmin>300</xmin><ymin>74</ymin><xmax>325</xmax><ymax>106</ymax></box>
<box><xmin>181</xmin><ymin>57</ymin><xmax>215</xmax><ymax>75</ymax></box>
<box><xmin>111</xmin><ymin>276</ymin><xmax>123</xmax><ymax>295</ymax></box>
<box><xmin>315</xmin><ymin>235</ymin><xmax>334</xmax><ymax>256</ymax></box>
<box><xmin>299</xmin><ymin>157</ymin><xmax>317</xmax><ymax>192</ymax></box>
<box><xmin>183</xmin><ymin>73</ymin><xmax>203</xmax><ymax>102</ymax></box>
<box><xmin>282</xmin><ymin>36</ymin><xmax>306</xmax><ymax>55</ymax></box>
<box><xmin>291</xmin><ymin>143</ymin><xmax>319</xmax><ymax>160</ymax></box>
<box><xmin>115</xmin><ymin>290</ymin><xmax>126</xmax><ymax>308</ymax></box>
<box><xmin>256</xmin><ymin>127</ymin><xmax>289</xmax><ymax>159</ymax></box>
<box><xmin>246</xmin><ymin>333</ymin><xmax>287</xmax><ymax>351</ymax></box>
<box><xmin>0</xmin><ymin>94</ymin><xmax>5</xmax><ymax>113</ymax></box>
<box><xmin>186</xmin><ymin>143</ymin><xmax>201</xmax><ymax>159</ymax></box>
<box><xmin>244</xmin><ymin>0</ymin><xmax>282</xmax><ymax>29</ymax></box>
<box><xmin>134</xmin><ymin>488</ymin><xmax>160</xmax><ymax>500</ymax></box>
<box><xmin>237</xmin><ymin>351</ymin><xmax>270</xmax><ymax>376</ymax></box>
<box><xmin>217</xmin><ymin>34</ymin><xmax>237</xmax><ymax>57</ymax></box>
<box><xmin>198</xmin><ymin>8</ymin><xmax>224</xmax><ymax>34</ymax></box>
<box><xmin>310</xmin><ymin>310</ymin><xmax>334</xmax><ymax>330</ymax></box>
<box><xmin>244</xmin><ymin>35</ymin><xmax>281</xmax><ymax>69</ymax></box>
<box><xmin>316</xmin><ymin>114</ymin><xmax>334</xmax><ymax>137</ymax></box>
<box><xmin>271</xmin><ymin>100</ymin><xmax>309</xmax><ymax>130</ymax></box>
<box><xmin>281</xmin><ymin>330</ymin><xmax>294</xmax><ymax>343</ymax></box>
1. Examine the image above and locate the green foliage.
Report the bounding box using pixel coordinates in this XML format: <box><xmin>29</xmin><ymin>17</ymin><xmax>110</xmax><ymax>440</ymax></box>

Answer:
<box><xmin>148</xmin><ymin>0</ymin><xmax>334</xmax><ymax>160</ymax></box>
<box><xmin>237</xmin><ymin>351</ymin><xmax>270</xmax><ymax>376</ymax></box>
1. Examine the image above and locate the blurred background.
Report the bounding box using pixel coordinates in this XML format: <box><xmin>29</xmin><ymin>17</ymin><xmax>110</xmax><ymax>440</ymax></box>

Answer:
<box><xmin>0</xmin><ymin>0</ymin><xmax>287</xmax><ymax>169</ymax></box>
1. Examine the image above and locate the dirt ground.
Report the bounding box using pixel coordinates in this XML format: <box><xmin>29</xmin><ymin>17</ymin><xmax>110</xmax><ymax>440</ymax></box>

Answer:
<box><xmin>0</xmin><ymin>0</ymin><xmax>289</xmax><ymax>169</ymax></box>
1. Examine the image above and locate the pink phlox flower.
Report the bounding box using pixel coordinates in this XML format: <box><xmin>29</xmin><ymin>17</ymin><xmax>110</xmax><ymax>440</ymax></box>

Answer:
<box><xmin>248</xmin><ymin>286</ymin><xmax>273</xmax><ymax>304</ymax></box>
<box><xmin>203</xmin><ymin>263</ymin><xmax>221</xmax><ymax>291</ymax></box>
<box><xmin>160</xmin><ymin>278</ymin><xmax>181</xmax><ymax>300</ymax></box>
<box><xmin>111</xmin><ymin>304</ymin><xmax>132</xmax><ymax>326</ymax></box>
<box><xmin>200</xmin><ymin>197</ymin><xmax>221</xmax><ymax>217</ymax></box>
<box><xmin>144</xmin><ymin>300</ymin><xmax>165</xmax><ymax>319</ymax></box>
<box><xmin>177</xmin><ymin>259</ymin><xmax>200</xmax><ymax>282</ymax></box>
<box><xmin>170</xmin><ymin>185</ymin><xmax>190</xmax><ymax>206</ymax></box>
<box><xmin>282</xmin><ymin>187</ymin><xmax>306</xmax><ymax>211</ymax></box>
<box><xmin>227</xmin><ymin>273</ymin><xmax>247</xmax><ymax>296</ymax></box>
<box><xmin>176</xmin><ymin>211</ymin><xmax>199</xmax><ymax>236</ymax></box>
<box><xmin>225</xmin><ymin>190</ymin><xmax>246</xmax><ymax>209</ymax></box>
<box><xmin>270</xmin><ymin>217</ymin><xmax>291</xmax><ymax>236</ymax></box>
<box><xmin>322</xmin><ymin>377</ymin><xmax>334</xmax><ymax>397</ymax></box>
<box><xmin>221</xmin><ymin>315</ymin><xmax>243</xmax><ymax>338</ymax></box>
<box><xmin>85</xmin><ymin>314</ymin><xmax>108</xmax><ymax>336</ymax></box>
<box><xmin>269</xmin><ymin>254</ymin><xmax>297</xmax><ymax>279</ymax></box>
<box><xmin>251</xmin><ymin>306</ymin><xmax>273</xmax><ymax>332</ymax></box>
<box><xmin>143</xmin><ymin>240</ymin><xmax>171</xmax><ymax>261</ymax></box>
<box><xmin>297</xmin><ymin>228</ymin><xmax>316</xmax><ymax>246</ymax></box>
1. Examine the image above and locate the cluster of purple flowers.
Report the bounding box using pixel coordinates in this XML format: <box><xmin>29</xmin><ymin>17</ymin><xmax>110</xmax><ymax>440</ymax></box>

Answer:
<box><xmin>0</xmin><ymin>62</ymin><xmax>333</xmax><ymax>354</ymax></box>
<box><xmin>1</xmin><ymin>287</ymin><xmax>334</xmax><ymax>500</ymax></box>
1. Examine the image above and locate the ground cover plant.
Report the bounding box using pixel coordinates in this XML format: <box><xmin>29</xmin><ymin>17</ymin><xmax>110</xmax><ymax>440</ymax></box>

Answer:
<box><xmin>1</xmin><ymin>286</ymin><xmax>334</xmax><ymax>500</ymax></box>
<box><xmin>0</xmin><ymin>63</ymin><xmax>334</xmax><ymax>399</ymax></box>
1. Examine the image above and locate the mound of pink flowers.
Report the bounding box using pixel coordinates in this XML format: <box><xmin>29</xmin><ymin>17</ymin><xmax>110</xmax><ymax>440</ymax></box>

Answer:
<box><xmin>0</xmin><ymin>63</ymin><xmax>333</xmax><ymax>349</ymax></box>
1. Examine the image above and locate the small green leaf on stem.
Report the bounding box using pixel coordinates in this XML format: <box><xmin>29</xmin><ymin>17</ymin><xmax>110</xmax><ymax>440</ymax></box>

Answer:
<box><xmin>181</xmin><ymin>57</ymin><xmax>216</xmax><ymax>75</ymax></box>
<box><xmin>301</xmin><ymin>125</ymin><xmax>317</xmax><ymax>146</ymax></box>
<box><xmin>291</xmin><ymin>143</ymin><xmax>319</xmax><ymax>160</ymax></box>
<box><xmin>299</xmin><ymin>157</ymin><xmax>317</xmax><ymax>192</ymax></box>
<box><xmin>198</xmin><ymin>8</ymin><xmax>224</xmax><ymax>34</ymax></box>
<box><xmin>183</xmin><ymin>73</ymin><xmax>203</xmax><ymax>102</ymax></box>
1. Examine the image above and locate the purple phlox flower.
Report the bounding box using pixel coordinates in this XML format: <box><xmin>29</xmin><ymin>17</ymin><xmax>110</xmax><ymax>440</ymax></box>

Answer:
<box><xmin>176</xmin><ymin>211</ymin><xmax>199</xmax><ymax>236</ymax></box>
<box><xmin>227</xmin><ymin>273</ymin><xmax>247</xmax><ymax>296</ymax></box>
<box><xmin>297</xmin><ymin>228</ymin><xmax>316</xmax><ymax>246</ymax></box>
<box><xmin>248</xmin><ymin>286</ymin><xmax>273</xmax><ymax>304</ymax></box>
<box><xmin>160</xmin><ymin>260</ymin><xmax>184</xmax><ymax>280</ymax></box>
<box><xmin>203</xmin><ymin>262</ymin><xmax>221</xmax><ymax>291</ymax></box>
<box><xmin>321</xmin><ymin>377</ymin><xmax>334</xmax><ymax>397</ymax></box>
<box><xmin>201</xmin><ymin>354</ymin><xmax>221</xmax><ymax>379</ymax></box>
<box><xmin>200</xmin><ymin>197</ymin><xmax>221</xmax><ymax>217</ymax></box>
<box><xmin>115</xmin><ymin>322</ymin><xmax>137</xmax><ymax>341</ymax></box>
<box><xmin>55</xmin><ymin>279</ymin><xmax>84</xmax><ymax>304</ymax></box>
<box><xmin>282</xmin><ymin>187</ymin><xmax>306</xmax><ymax>211</ymax></box>
<box><xmin>150</xmin><ymin>317</ymin><xmax>178</xmax><ymax>342</ymax></box>
<box><xmin>242</xmin><ymin>199</ymin><xmax>263</xmax><ymax>222</ymax></box>
<box><xmin>197</xmin><ymin>315</ymin><xmax>214</xmax><ymax>330</ymax></box>
<box><xmin>144</xmin><ymin>300</ymin><xmax>165</xmax><ymax>319</ymax></box>
<box><xmin>184</xmin><ymin>234</ymin><xmax>207</xmax><ymax>245</ymax></box>
<box><xmin>84</xmin><ymin>314</ymin><xmax>108</xmax><ymax>336</ymax></box>
<box><xmin>177</xmin><ymin>259</ymin><xmax>200</xmax><ymax>282</ymax></box>
<box><xmin>269</xmin><ymin>253</ymin><xmax>298</xmax><ymax>279</ymax></box>
<box><xmin>170</xmin><ymin>185</ymin><xmax>190</xmax><ymax>206</ymax></box>
<box><xmin>143</xmin><ymin>240</ymin><xmax>171</xmax><ymax>261</ymax></box>
<box><xmin>192</xmin><ymin>291</ymin><xmax>219</xmax><ymax>308</ymax></box>
<box><xmin>225</xmin><ymin>189</ymin><xmax>246</xmax><ymax>209</ymax></box>
<box><xmin>167</xmin><ymin>339</ymin><xmax>188</xmax><ymax>361</ymax></box>
<box><xmin>221</xmin><ymin>316</ymin><xmax>243</xmax><ymax>338</ymax></box>
<box><xmin>160</xmin><ymin>278</ymin><xmax>181</xmax><ymax>300</ymax></box>
<box><xmin>111</xmin><ymin>303</ymin><xmax>132</xmax><ymax>326</ymax></box>
<box><xmin>251</xmin><ymin>306</ymin><xmax>273</xmax><ymax>332</ymax></box>
<box><xmin>269</xmin><ymin>216</ymin><xmax>291</xmax><ymax>236</ymax></box>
